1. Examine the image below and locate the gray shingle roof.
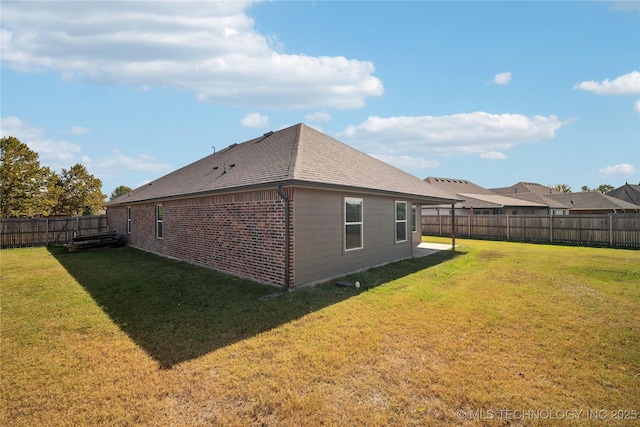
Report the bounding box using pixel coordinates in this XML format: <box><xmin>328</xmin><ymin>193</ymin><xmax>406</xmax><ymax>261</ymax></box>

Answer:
<box><xmin>545</xmin><ymin>192</ymin><xmax>640</xmax><ymax>211</ymax></box>
<box><xmin>607</xmin><ymin>183</ymin><xmax>640</xmax><ymax>205</ymax></box>
<box><xmin>491</xmin><ymin>182</ymin><xmax>563</xmax><ymax>196</ymax></box>
<box><xmin>458</xmin><ymin>193</ymin><xmax>547</xmax><ymax>208</ymax></box>
<box><xmin>424</xmin><ymin>177</ymin><xmax>546</xmax><ymax>209</ymax></box>
<box><xmin>107</xmin><ymin>124</ymin><xmax>460</xmax><ymax>206</ymax></box>
<box><xmin>490</xmin><ymin>186</ymin><xmax>569</xmax><ymax>209</ymax></box>
<box><xmin>425</xmin><ymin>177</ymin><xmax>496</xmax><ymax>195</ymax></box>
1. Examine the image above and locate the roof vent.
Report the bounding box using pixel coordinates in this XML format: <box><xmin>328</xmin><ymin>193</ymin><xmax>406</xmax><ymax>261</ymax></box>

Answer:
<box><xmin>256</xmin><ymin>131</ymin><xmax>274</xmax><ymax>143</ymax></box>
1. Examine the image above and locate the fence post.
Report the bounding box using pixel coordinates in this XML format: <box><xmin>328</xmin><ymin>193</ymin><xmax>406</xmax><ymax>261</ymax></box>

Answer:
<box><xmin>506</xmin><ymin>215</ymin><xmax>510</xmax><ymax>240</ymax></box>
<box><xmin>609</xmin><ymin>214</ymin><xmax>613</xmax><ymax>247</ymax></box>
<box><xmin>468</xmin><ymin>215</ymin><xmax>471</xmax><ymax>237</ymax></box>
<box><xmin>451</xmin><ymin>205</ymin><xmax>456</xmax><ymax>251</ymax></box>
<box><xmin>549</xmin><ymin>214</ymin><xmax>553</xmax><ymax>244</ymax></box>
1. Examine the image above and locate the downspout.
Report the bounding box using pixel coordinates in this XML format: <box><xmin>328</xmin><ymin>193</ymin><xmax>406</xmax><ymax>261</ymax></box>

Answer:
<box><xmin>260</xmin><ymin>185</ymin><xmax>291</xmax><ymax>300</ymax></box>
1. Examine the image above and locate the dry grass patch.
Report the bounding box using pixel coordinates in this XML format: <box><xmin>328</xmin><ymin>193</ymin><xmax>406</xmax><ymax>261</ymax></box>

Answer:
<box><xmin>2</xmin><ymin>239</ymin><xmax>639</xmax><ymax>426</ymax></box>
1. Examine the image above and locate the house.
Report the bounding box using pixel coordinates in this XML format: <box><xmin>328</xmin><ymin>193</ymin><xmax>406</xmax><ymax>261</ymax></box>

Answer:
<box><xmin>490</xmin><ymin>182</ymin><xmax>569</xmax><ymax>215</ymax></box>
<box><xmin>105</xmin><ymin>124</ymin><xmax>460</xmax><ymax>288</ymax></box>
<box><xmin>422</xmin><ymin>177</ymin><xmax>548</xmax><ymax>215</ymax></box>
<box><xmin>607</xmin><ymin>183</ymin><xmax>640</xmax><ymax>206</ymax></box>
<box><xmin>542</xmin><ymin>192</ymin><xmax>640</xmax><ymax>214</ymax></box>
<box><xmin>493</xmin><ymin>182</ymin><xmax>640</xmax><ymax>214</ymax></box>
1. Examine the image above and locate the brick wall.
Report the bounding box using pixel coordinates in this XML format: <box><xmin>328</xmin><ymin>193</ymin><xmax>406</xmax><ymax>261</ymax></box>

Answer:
<box><xmin>107</xmin><ymin>189</ymin><xmax>294</xmax><ymax>287</ymax></box>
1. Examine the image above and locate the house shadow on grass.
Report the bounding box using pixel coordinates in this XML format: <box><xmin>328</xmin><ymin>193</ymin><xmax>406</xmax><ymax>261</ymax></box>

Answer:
<box><xmin>49</xmin><ymin>245</ymin><xmax>462</xmax><ymax>369</ymax></box>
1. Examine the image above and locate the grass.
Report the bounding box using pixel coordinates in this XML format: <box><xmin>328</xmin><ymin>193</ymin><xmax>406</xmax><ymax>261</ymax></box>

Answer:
<box><xmin>1</xmin><ymin>238</ymin><xmax>639</xmax><ymax>426</ymax></box>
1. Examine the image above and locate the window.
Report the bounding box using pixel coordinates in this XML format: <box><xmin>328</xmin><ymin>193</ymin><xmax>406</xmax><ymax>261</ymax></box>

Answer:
<box><xmin>156</xmin><ymin>205</ymin><xmax>163</xmax><ymax>238</ymax></box>
<box><xmin>126</xmin><ymin>206</ymin><xmax>131</xmax><ymax>234</ymax></box>
<box><xmin>345</xmin><ymin>197</ymin><xmax>363</xmax><ymax>251</ymax></box>
<box><xmin>412</xmin><ymin>205</ymin><xmax>417</xmax><ymax>233</ymax></box>
<box><xmin>395</xmin><ymin>201</ymin><xmax>407</xmax><ymax>242</ymax></box>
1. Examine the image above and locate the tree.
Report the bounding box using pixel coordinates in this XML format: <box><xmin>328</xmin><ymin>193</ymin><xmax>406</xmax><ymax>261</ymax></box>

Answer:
<box><xmin>552</xmin><ymin>183</ymin><xmax>572</xmax><ymax>193</ymax></box>
<box><xmin>110</xmin><ymin>185</ymin><xmax>132</xmax><ymax>200</ymax></box>
<box><xmin>1</xmin><ymin>136</ymin><xmax>49</xmax><ymax>217</ymax></box>
<box><xmin>596</xmin><ymin>184</ymin><xmax>614</xmax><ymax>194</ymax></box>
<box><xmin>581</xmin><ymin>185</ymin><xmax>591</xmax><ymax>192</ymax></box>
<box><xmin>52</xmin><ymin>164</ymin><xmax>106</xmax><ymax>216</ymax></box>
<box><xmin>33</xmin><ymin>166</ymin><xmax>64</xmax><ymax>216</ymax></box>
<box><xmin>581</xmin><ymin>184</ymin><xmax>614</xmax><ymax>194</ymax></box>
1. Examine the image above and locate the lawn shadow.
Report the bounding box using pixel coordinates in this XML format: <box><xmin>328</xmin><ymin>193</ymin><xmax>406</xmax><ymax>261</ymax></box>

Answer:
<box><xmin>49</xmin><ymin>246</ymin><xmax>462</xmax><ymax>369</ymax></box>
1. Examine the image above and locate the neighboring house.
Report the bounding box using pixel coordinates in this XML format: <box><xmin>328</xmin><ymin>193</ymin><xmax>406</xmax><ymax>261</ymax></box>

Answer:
<box><xmin>493</xmin><ymin>182</ymin><xmax>640</xmax><ymax>214</ymax></box>
<box><xmin>422</xmin><ymin>177</ymin><xmax>548</xmax><ymax>215</ymax></box>
<box><xmin>607</xmin><ymin>183</ymin><xmax>640</xmax><ymax>206</ymax></box>
<box><xmin>105</xmin><ymin>124</ymin><xmax>459</xmax><ymax>288</ymax></box>
<box><xmin>543</xmin><ymin>192</ymin><xmax>640</xmax><ymax>214</ymax></box>
<box><xmin>491</xmin><ymin>182</ymin><xmax>569</xmax><ymax>215</ymax></box>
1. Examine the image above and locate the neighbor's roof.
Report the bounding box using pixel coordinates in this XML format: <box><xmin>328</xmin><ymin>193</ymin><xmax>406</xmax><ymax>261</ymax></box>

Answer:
<box><xmin>607</xmin><ymin>183</ymin><xmax>640</xmax><ymax>206</ymax></box>
<box><xmin>458</xmin><ymin>193</ymin><xmax>547</xmax><ymax>208</ymax></box>
<box><xmin>106</xmin><ymin>124</ymin><xmax>460</xmax><ymax>206</ymax></box>
<box><xmin>545</xmin><ymin>192</ymin><xmax>640</xmax><ymax>211</ymax></box>
<box><xmin>490</xmin><ymin>184</ymin><xmax>569</xmax><ymax>209</ymax></box>
<box><xmin>424</xmin><ymin>177</ymin><xmax>546</xmax><ymax>209</ymax></box>
<box><xmin>491</xmin><ymin>182</ymin><xmax>562</xmax><ymax>196</ymax></box>
<box><xmin>425</xmin><ymin>177</ymin><xmax>496</xmax><ymax>195</ymax></box>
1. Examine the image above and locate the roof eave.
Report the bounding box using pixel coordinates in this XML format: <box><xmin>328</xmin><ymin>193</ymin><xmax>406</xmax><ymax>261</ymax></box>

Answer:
<box><xmin>105</xmin><ymin>179</ymin><xmax>462</xmax><ymax>207</ymax></box>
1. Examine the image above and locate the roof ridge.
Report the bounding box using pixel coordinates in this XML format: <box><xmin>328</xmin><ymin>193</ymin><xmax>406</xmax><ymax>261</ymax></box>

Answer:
<box><xmin>287</xmin><ymin>123</ymin><xmax>303</xmax><ymax>180</ymax></box>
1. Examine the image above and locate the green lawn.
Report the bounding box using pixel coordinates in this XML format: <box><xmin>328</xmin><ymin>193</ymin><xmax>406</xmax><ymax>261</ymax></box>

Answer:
<box><xmin>1</xmin><ymin>238</ymin><xmax>638</xmax><ymax>426</ymax></box>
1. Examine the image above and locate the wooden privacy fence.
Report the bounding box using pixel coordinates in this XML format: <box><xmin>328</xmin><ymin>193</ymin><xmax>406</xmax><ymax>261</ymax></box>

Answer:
<box><xmin>1</xmin><ymin>216</ymin><xmax>108</xmax><ymax>249</ymax></box>
<box><xmin>422</xmin><ymin>214</ymin><xmax>640</xmax><ymax>249</ymax></box>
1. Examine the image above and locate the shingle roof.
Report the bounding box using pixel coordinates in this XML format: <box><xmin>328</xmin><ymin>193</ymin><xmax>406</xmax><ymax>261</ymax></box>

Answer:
<box><xmin>106</xmin><ymin>124</ymin><xmax>460</xmax><ymax>206</ymax></box>
<box><xmin>424</xmin><ymin>177</ymin><xmax>546</xmax><ymax>209</ymax></box>
<box><xmin>545</xmin><ymin>192</ymin><xmax>640</xmax><ymax>211</ymax></box>
<box><xmin>490</xmin><ymin>186</ymin><xmax>568</xmax><ymax>209</ymax></box>
<box><xmin>607</xmin><ymin>183</ymin><xmax>640</xmax><ymax>205</ymax></box>
<box><xmin>458</xmin><ymin>193</ymin><xmax>547</xmax><ymax>208</ymax></box>
<box><xmin>490</xmin><ymin>182</ymin><xmax>562</xmax><ymax>195</ymax></box>
<box><xmin>425</xmin><ymin>177</ymin><xmax>496</xmax><ymax>195</ymax></box>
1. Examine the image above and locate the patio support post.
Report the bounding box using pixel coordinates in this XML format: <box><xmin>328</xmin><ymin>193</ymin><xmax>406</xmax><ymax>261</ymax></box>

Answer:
<box><xmin>451</xmin><ymin>204</ymin><xmax>456</xmax><ymax>251</ymax></box>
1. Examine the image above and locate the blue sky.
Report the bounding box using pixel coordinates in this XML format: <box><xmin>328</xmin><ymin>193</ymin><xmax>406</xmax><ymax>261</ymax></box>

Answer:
<box><xmin>2</xmin><ymin>0</ymin><xmax>639</xmax><ymax>197</ymax></box>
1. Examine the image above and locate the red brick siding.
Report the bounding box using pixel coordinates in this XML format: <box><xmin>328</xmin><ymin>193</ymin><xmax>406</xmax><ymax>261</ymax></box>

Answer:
<box><xmin>106</xmin><ymin>189</ymin><xmax>294</xmax><ymax>286</ymax></box>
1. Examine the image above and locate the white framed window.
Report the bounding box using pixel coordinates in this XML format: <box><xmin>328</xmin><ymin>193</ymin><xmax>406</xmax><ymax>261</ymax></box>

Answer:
<box><xmin>156</xmin><ymin>205</ymin><xmax>163</xmax><ymax>239</ymax></box>
<box><xmin>345</xmin><ymin>197</ymin><xmax>363</xmax><ymax>251</ymax></box>
<box><xmin>412</xmin><ymin>205</ymin><xmax>417</xmax><ymax>233</ymax></box>
<box><xmin>395</xmin><ymin>201</ymin><xmax>408</xmax><ymax>243</ymax></box>
<box><xmin>126</xmin><ymin>206</ymin><xmax>131</xmax><ymax>234</ymax></box>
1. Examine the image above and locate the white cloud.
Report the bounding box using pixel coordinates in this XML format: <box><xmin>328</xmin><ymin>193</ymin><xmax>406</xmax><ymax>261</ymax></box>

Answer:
<box><xmin>574</xmin><ymin>71</ymin><xmax>640</xmax><ymax>95</ymax></box>
<box><xmin>1</xmin><ymin>2</ymin><xmax>383</xmax><ymax>110</ymax></box>
<box><xmin>339</xmin><ymin>112</ymin><xmax>569</xmax><ymax>157</ymax></box>
<box><xmin>69</xmin><ymin>126</ymin><xmax>92</xmax><ymax>135</ymax></box>
<box><xmin>634</xmin><ymin>99</ymin><xmax>640</xmax><ymax>113</ymax></box>
<box><xmin>0</xmin><ymin>116</ymin><xmax>81</xmax><ymax>169</ymax></box>
<box><xmin>599</xmin><ymin>163</ymin><xmax>636</xmax><ymax>177</ymax></box>
<box><xmin>89</xmin><ymin>149</ymin><xmax>174</xmax><ymax>179</ymax></box>
<box><xmin>241</xmin><ymin>113</ymin><xmax>269</xmax><ymax>128</ymax></box>
<box><xmin>304</xmin><ymin>111</ymin><xmax>331</xmax><ymax>123</ymax></box>
<box><xmin>480</xmin><ymin>151</ymin><xmax>507</xmax><ymax>160</ymax></box>
<box><xmin>491</xmin><ymin>71</ymin><xmax>512</xmax><ymax>85</ymax></box>
<box><xmin>0</xmin><ymin>116</ymin><xmax>173</xmax><ymax>185</ymax></box>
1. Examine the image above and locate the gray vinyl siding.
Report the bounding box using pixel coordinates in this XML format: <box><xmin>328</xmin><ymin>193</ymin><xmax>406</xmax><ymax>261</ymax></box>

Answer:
<box><xmin>294</xmin><ymin>188</ymin><xmax>412</xmax><ymax>286</ymax></box>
